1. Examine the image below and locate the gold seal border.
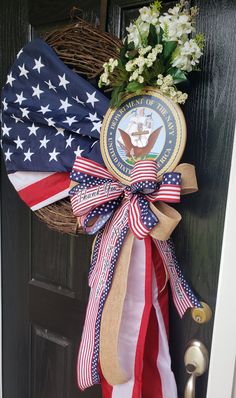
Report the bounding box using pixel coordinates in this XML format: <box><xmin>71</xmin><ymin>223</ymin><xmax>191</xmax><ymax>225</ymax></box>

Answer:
<box><xmin>100</xmin><ymin>87</ymin><xmax>187</xmax><ymax>184</ymax></box>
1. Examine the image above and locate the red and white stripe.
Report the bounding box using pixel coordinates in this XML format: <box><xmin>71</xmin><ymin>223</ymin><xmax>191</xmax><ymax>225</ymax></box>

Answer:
<box><xmin>8</xmin><ymin>171</ymin><xmax>70</xmax><ymax>210</ymax></box>
<box><xmin>100</xmin><ymin>237</ymin><xmax>177</xmax><ymax>398</ymax></box>
<box><xmin>147</xmin><ymin>185</ymin><xmax>181</xmax><ymax>203</ymax></box>
<box><xmin>77</xmin><ymin>201</ymin><xmax>130</xmax><ymax>390</ymax></box>
<box><xmin>156</xmin><ymin>184</ymin><xmax>181</xmax><ymax>202</ymax></box>
<box><xmin>130</xmin><ymin>160</ymin><xmax>157</xmax><ymax>184</ymax></box>
<box><xmin>71</xmin><ymin>181</ymin><xmax>122</xmax><ymax>216</ymax></box>
<box><xmin>128</xmin><ymin>196</ymin><xmax>150</xmax><ymax>239</ymax></box>
<box><xmin>153</xmin><ymin>240</ymin><xmax>193</xmax><ymax>317</ymax></box>
<box><xmin>73</xmin><ymin>157</ymin><xmax>112</xmax><ymax>179</ymax></box>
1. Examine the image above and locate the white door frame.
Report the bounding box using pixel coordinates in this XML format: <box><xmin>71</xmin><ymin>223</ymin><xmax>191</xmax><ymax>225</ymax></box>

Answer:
<box><xmin>0</xmin><ymin>183</ymin><xmax>2</xmax><ymax>398</ymax></box>
<box><xmin>207</xmin><ymin>126</ymin><xmax>236</xmax><ymax>398</ymax></box>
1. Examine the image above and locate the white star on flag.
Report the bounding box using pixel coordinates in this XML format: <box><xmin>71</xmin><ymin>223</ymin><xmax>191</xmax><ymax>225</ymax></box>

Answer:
<box><xmin>37</xmin><ymin>104</ymin><xmax>51</xmax><ymax>115</ymax></box>
<box><xmin>66</xmin><ymin>134</ymin><xmax>75</xmax><ymax>148</ymax></box>
<box><xmin>86</xmin><ymin>112</ymin><xmax>99</xmax><ymax>122</ymax></box>
<box><xmin>74</xmin><ymin>145</ymin><xmax>84</xmax><ymax>157</ymax></box>
<box><xmin>63</xmin><ymin>116</ymin><xmax>77</xmax><ymax>126</ymax></box>
<box><xmin>15</xmin><ymin>91</ymin><xmax>26</xmax><ymax>105</ymax></box>
<box><xmin>2</xmin><ymin>124</ymin><xmax>11</xmax><ymax>136</ymax></box>
<box><xmin>39</xmin><ymin>135</ymin><xmax>50</xmax><ymax>148</ymax></box>
<box><xmin>73</xmin><ymin>96</ymin><xmax>85</xmax><ymax>105</ymax></box>
<box><xmin>58</xmin><ymin>73</ymin><xmax>69</xmax><ymax>90</ymax></box>
<box><xmin>32</xmin><ymin>84</ymin><xmax>44</xmax><ymax>99</ymax></box>
<box><xmin>59</xmin><ymin>97</ymin><xmax>72</xmax><ymax>112</ymax></box>
<box><xmin>44</xmin><ymin>80</ymin><xmax>56</xmax><ymax>91</ymax></box>
<box><xmin>11</xmin><ymin>114</ymin><xmax>23</xmax><ymax>123</ymax></box>
<box><xmin>28</xmin><ymin>123</ymin><xmax>39</xmax><ymax>136</ymax></box>
<box><xmin>14</xmin><ymin>136</ymin><xmax>25</xmax><ymax>149</ymax></box>
<box><xmin>24</xmin><ymin>148</ymin><xmax>34</xmax><ymax>161</ymax></box>
<box><xmin>49</xmin><ymin>148</ymin><xmax>60</xmax><ymax>161</ymax></box>
<box><xmin>2</xmin><ymin>98</ymin><xmax>8</xmax><ymax>111</ymax></box>
<box><xmin>55</xmin><ymin>127</ymin><xmax>65</xmax><ymax>136</ymax></box>
<box><xmin>20</xmin><ymin>107</ymin><xmax>30</xmax><ymax>118</ymax></box>
<box><xmin>5</xmin><ymin>148</ymin><xmax>13</xmax><ymax>161</ymax></box>
<box><xmin>18</xmin><ymin>64</ymin><xmax>29</xmax><ymax>79</ymax></box>
<box><xmin>33</xmin><ymin>57</ymin><xmax>45</xmax><ymax>73</ymax></box>
<box><xmin>45</xmin><ymin>117</ymin><xmax>56</xmax><ymax>127</ymax></box>
<box><xmin>86</xmin><ymin>91</ymin><xmax>99</xmax><ymax>108</ymax></box>
<box><xmin>6</xmin><ymin>72</ymin><xmax>15</xmax><ymax>86</ymax></box>
<box><xmin>91</xmin><ymin>120</ymin><xmax>102</xmax><ymax>133</ymax></box>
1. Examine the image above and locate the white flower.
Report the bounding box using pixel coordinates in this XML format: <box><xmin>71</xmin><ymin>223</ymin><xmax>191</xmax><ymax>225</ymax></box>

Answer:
<box><xmin>139</xmin><ymin>22</ymin><xmax>150</xmax><ymax>37</ymax></box>
<box><xmin>138</xmin><ymin>75</ymin><xmax>144</xmax><ymax>83</ymax></box>
<box><xmin>155</xmin><ymin>44</ymin><xmax>163</xmax><ymax>54</ymax></box>
<box><xmin>139</xmin><ymin>5</ymin><xmax>160</xmax><ymax>24</ymax></box>
<box><xmin>177</xmin><ymin>92</ymin><xmax>188</xmax><ymax>104</ymax></box>
<box><xmin>126</xmin><ymin>23</ymin><xmax>141</xmax><ymax>47</ymax></box>
<box><xmin>159</xmin><ymin>10</ymin><xmax>193</xmax><ymax>42</ymax></box>
<box><xmin>139</xmin><ymin>6</ymin><xmax>152</xmax><ymax>22</ymax></box>
<box><xmin>129</xmin><ymin>69</ymin><xmax>139</xmax><ymax>81</ymax></box>
<box><xmin>172</xmin><ymin>39</ymin><xmax>202</xmax><ymax>71</ymax></box>
<box><xmin>146</xmin><ymin>59</ymin><xmax>153</xmax><ymax>68</ymax></box>
<box><xmin>147</xmin><ymin>51</ymin><xmax>157</xmax><ymax>63</ymax></box>
<box><xmin>107</xmin><ymin>58</ymin><xmax>118</xmax><ymax>72</ymax></box>
<box><xmin>181</xmin><ymin>39</ymin><xmax>202</xmax><ymax>58</ymax></box>
<box><xmin>125</xmin><ymin>60</ymin><xmax>135</xmax><ymax>72</ymax></box>
<box><xmin>138</xmin><ymin>45</ymin><xmax>152</xmax><ymax>55</ymax></box>
<box><xmin>163</xmin><ymin>75</ymin><xmax>173</xmax><ymax>85</ymax></box>
<box><xmin>98</xmin><ymin>71</ymin><xmax>110</xmax><ymax>87</ymax></box>
<box><xmin>172</xmin><ymin>54</ymin><xmax>193</xmax><ymax>71</ymax></box>
<box><xmin>135</xmin><ymin>55</ymin><xmax>146</xmax><ymax>69</ymax></box>
<box><xmin>168</xmin><ymin>5</ymin><xmax>181</xmax><ymax>16</ymax></box>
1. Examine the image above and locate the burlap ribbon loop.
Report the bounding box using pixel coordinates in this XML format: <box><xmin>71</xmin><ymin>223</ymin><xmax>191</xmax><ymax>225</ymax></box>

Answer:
<box><xmin>175</xmin><ymin>163</ymin><xmax>198</xmax><ymax>195</ymax></box>
<box><xmin>149</xmin><ymin>202</ymin><xmax>182</xmax><ymax>240</ymax></box>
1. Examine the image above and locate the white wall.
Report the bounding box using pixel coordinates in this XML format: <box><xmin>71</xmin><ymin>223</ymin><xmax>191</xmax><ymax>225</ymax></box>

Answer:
<box><xmin>207</xmin><ymin>127</ymin><xmax>236</xmax><ymax>398</ymax></box>
<box><xmin>0</xmin><ymin>183</ymin><xmax>2</xmax><ymax>397</ymax></box>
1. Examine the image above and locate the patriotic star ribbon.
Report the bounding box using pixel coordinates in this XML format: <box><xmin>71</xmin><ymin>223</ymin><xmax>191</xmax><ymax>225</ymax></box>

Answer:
<box><xmin>70</xmin><ymin>157</ymin><xmax>181</xmax><ymax>239</ymax></box>
<box><xmin>69</xmin><ymin>156</ymin><xmax>202</xmax><ymax>390</ymax></box>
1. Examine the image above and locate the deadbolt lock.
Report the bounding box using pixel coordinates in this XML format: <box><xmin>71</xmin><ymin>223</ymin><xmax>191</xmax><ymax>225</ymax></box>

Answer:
<box><xmin>191</xmin><ymin>301</ymin><xmax>212</xmax><ymax>324</ymax></box>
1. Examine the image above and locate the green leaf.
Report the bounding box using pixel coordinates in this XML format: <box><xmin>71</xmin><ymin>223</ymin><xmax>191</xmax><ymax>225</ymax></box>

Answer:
<box><xmin>119</xmin><ymin>46</ymin><xmax>127</xmax><ymax>65</ymax></box>
<box><xmin>163</xmin><ymin>41</ymin><xmax>178</xmax><ymax>60</ymax></box>
<box><xmin>126</xmin><ymin>81</ymin><xmax>144</xmax><ymax>93</ymax></box>
<box><xmin>156</xmin><ymin>27</ymin><xmax>163</xmax><ymax>45</ymax></box>
<box><xmin>127</xmin><ymin>41</ymin><xmax>135</xmax><ymax>51</ymax></box>
<box><xmin>148</xmin><ymin>24</ymin><xmax>158</xmax><ymax>46</ymax></box>
<box><xmin>153</xmin><ymin>59</ymin><xmax>164</xmax><ymax>75</ymax></box>
<box><xmin>110</xmin><ymin>85</ymin><xmax>125</xmax><ymax>108</ymax></box>
<box><xmin>167</xmin><ymin>67</ymin><xmax>188</xmax><ymax>84</ymax></box>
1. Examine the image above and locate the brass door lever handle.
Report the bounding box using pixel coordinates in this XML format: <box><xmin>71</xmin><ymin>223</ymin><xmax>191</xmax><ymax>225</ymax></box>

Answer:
<box><xmin>184</xmin><ymin>340</ymin><xmax>209</xmax><ymax>398</ymax></box>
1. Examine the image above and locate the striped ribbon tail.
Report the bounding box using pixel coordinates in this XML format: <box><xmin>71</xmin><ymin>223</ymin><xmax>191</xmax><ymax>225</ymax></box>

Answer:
<box><xmin>77</xmin><ymin>201</ymin><xmax>130</xmax><ymax>390</ymax></box>
<box><xmin>153</xmin><ymin>239</ymin><xmax>202</xmax><ymax>317</ymax></box>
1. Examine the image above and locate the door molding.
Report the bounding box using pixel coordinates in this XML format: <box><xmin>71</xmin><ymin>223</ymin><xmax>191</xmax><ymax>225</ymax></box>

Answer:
<box><xmin>207</xmin><ymin>125</ymin><xmax>236</xmax><ymax>398</ymax></box>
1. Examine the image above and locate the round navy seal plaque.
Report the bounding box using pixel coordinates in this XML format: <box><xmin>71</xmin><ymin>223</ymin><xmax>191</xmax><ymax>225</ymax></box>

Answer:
<box><xmin>100</xmin><ymin>87</ymin><xmax>186</xmax><ymax>184</ymax></box>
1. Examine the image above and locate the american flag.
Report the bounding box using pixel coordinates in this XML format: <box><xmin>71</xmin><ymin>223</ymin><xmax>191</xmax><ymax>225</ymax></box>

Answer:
<box><xmin>1</xmin><ymin>38</ymin><xmax>109</xmax><ymax>210</ymax></box>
